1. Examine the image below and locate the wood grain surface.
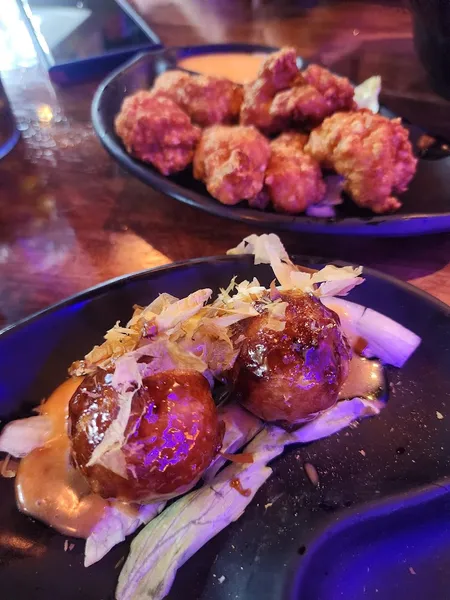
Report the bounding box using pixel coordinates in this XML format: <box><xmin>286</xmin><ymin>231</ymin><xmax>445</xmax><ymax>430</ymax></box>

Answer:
<box><xmin>0</xmin><ymin>0</ymin><xmax>449</xmax><ymax>330</ymax></box>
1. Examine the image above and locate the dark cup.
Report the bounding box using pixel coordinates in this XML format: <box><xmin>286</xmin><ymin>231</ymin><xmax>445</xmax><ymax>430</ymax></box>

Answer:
<box><xmin>411</xmin><ymin>0</ymin><xmax>450</xmax><ymax>100</ymax></box>
<box><xmin>0</xmin><ymin>77</ymin><xmax>19</xmax><ymax>160</ymax></box>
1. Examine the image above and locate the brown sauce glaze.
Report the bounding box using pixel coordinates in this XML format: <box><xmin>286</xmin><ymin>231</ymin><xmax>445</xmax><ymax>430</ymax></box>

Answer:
<box><xmin>230</xmin><ymin>477</ymin><xmax>251</xmax><ymax>497</ymax></box>
<box><xmin>232</xmin><ymin>291</ymin><xmax>351</xmax><ymax>424</ymax></box>
<box><xmin>221</xmin><ymin>452</ymin><xmax>254</xmax><ymax>464</ymax></box>
<box><xmin>338</xmin><ymin>354</ymin><xmax>385</xmax><ymax>401</ymax></box>
<box><xmin>69</xmin><ymin>370</ymin><xmax>223</xmax><ymax>503</ymax></box>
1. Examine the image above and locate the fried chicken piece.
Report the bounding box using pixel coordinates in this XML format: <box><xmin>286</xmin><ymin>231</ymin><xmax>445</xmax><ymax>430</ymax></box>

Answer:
<box><xmin>274</xmin><ymin>131</ymin><xmax>309</xmax><ymax>151</ymax></box>
<box><xmin>270</xmin><ymin>64</ymin><xmax>355</xmax><ymax>126</ymax></box>
<box><xmin>152</xmin><ymin>70</ymin><xmax>243</xmax><ymax>127</ymax></box>
<box><xmin>115</xmin><ymin>91</ymin><xmax>201</xmax><ymax>175</ymax></box>
<box><xmin>257</xmin><ymin>132</ymin><xmax>326</xmax><ymax>213</ymax></box>
<box><xmin>270</xmin><ymin>84</ymin><xmax>331</xmax><ymax>125</ymax></box>
<box><xmin>240</xmin><ymin>47</ymin><xmax>300</xmax><ymax>133</ymax></box>
<box><xmin>303</xmin><ymin>64</ymin><xmax>356</xmax><ymax>113</ymax></box>
<box><xmin>305</xmin><ymin>110</ymin><xmax>417</xmax><ymax>213</ymax></box>
<box><xmin>194</xmin><ymin>125</ymin><xmax>271</xmax><ymax>205</ymax></box>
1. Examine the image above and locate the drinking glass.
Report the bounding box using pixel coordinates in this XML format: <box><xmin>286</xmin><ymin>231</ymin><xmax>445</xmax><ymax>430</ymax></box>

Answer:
<box><xmin>0</xmin><ymin>77</ymin><xmax>19</xmax><ymax>160</ymax></box>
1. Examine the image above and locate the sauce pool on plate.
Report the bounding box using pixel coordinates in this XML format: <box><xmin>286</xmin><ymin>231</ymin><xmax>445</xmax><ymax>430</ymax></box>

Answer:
<box><xmin>177</xmin><ymin>53</ymin><xmax>267</xmax><ymax>84</ymax></box>
<box><xmin>338</xmin><ymin>354</ymin><xmax>385</xmax><ymax>401</ymax></box>
<box><xmin>16</xmin><ymin>377</ymin><xmax>109</xmax><ymax>538</ymax></box>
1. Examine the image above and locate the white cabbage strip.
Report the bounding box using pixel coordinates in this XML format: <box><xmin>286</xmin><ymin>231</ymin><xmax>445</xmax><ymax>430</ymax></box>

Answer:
<box><xmin>0</xmin><ymin>416</ymin><xmax>52</xmax><ymax>458</ymax></box>
<box><xmin>354</xmin><ymin>75</ymin><xmax>381</xmax><ymax>113</ymax></box>
<box><xmin>322</xmin><ymin>297</ymin><xmax>421</xmax><ymax>367</ymax></box>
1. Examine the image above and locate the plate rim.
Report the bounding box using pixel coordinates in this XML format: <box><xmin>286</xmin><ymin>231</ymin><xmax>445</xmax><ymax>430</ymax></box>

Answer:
<box><xmin>2</xmin><ymin>253</ymin><xmax>449</xmax><ymax>339</ymax></box>
<box><xmin>285</xmin><ymin>476</ymin><xmax>450</xmax><ymax>599</ymax></box>
<box><xmin>91</xmin><ymin>45</ymin><xmax>450</xmax><ymax>237</ymax></box>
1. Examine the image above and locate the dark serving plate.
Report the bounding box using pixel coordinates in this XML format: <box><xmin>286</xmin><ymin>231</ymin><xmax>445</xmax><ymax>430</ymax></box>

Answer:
<box><xmin>91</xmin><ymin>43</ymin><xmax>450</xmax><ymax>237</ymax></box>
<box><xmin>0</xmin><ymin>254</ymin><xmax>450</xmax><ymax>599</ymax></box>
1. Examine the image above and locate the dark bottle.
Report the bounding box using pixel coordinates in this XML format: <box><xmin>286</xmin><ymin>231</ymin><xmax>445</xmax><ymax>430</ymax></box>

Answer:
<box><xmin>411</xmin><ymin>0</ymin><xmax>450</xmax><ymax>100</ymax></box>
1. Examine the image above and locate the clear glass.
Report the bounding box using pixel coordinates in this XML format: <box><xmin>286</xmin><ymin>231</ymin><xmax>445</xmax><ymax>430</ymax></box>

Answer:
<box><xmin>0</xmin><ymin>77</ymin><xmax>19</xmax><ymax>160</ymax></box>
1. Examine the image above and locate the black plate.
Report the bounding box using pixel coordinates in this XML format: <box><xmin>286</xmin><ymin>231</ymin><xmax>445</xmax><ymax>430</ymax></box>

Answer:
<box><xmin>91</xmin><ymin>44</ymin><xmax>450</xmax><ymax>237</ymax></box>
<box><xmin>1</xmin><ymin>254</ymin><xmax>450</xmax><ymax>599</ymax></box>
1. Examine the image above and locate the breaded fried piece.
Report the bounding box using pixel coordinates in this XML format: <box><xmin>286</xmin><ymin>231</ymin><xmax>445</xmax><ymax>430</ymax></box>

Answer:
<box><xmin>153</xmin><ymin>70</ymin><xmax>243</xmax><ymax>127</ymax></box>
<box><xmin>260</xmin><ymin>132</ymin><xmax>325</xmax><ymax>213</ymax></box>
<box><xmin>240</xmin><ymin>48</ymin><xmax>300</xmax><ymax>133</ymax></box>
<box><xmin>115</xmin><ymin>91</ymin><xmax>201</xmax><ymax>175</ymax></box>
<box><xmin>270</xmin><ymin>64</ymin><xmax>355</xmax><ymax>126</ymax></box>
<box><xmin>303</xmin><ymin>64</ymin><xmax>355</xmax><ymax>113</ymax></box>
<box><xmin>305</xmin><ymin>110</ymin><xmax>417</xmax><ymax>213</ymax></box>
<box><xmin>271</xmin><ymin>85</ymin><xmax>330</xmax><ymax>126</ymax></box>
<box><xmin>274</xmin><ymin>131</ymin><xmax>310</xmax><ymax>151</ymax></box>
<box><xmin>194</xmin><ymin>125</ymin><xmax>271</xmax><ymax>205</ymax></box>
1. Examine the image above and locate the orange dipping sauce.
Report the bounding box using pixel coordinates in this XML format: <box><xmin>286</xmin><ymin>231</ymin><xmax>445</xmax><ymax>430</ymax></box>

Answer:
<box><xmin>15</xmin><ymin>377</ymin><xmax>109</xmax><ymax>539</ymax></box>
<box><xmin>177</xmin><ymin>53</ymin><xmax>268</xmax><ymax>84</ymax></box>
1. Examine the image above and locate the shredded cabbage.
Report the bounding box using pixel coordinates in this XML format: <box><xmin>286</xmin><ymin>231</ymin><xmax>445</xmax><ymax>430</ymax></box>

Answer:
<box><xmin>227</xmin><ymin>233</ymin><xmax>290</xmax><ymax>265</ymax></box>
<box><xmin>358</xmin><ymin>308</ymin><xmax>421</xmax><ymax>367</ymax></box>
<box><xmin>321</xmin><ymin>297</ymin><xmax>421</xmax><ymax>367</ymax></box>
<box><xmin>86</xmin><ymin>389</ymin><xmax>134</xmax><ymax>477</ymax></box>
<box><xmin>354</xmin><ymin>75</ymin><xmax>381</xmax><ymax>113</ymax></box>
<box><xmin>311</xmin><ymin>265</ymin><xmax>364</xmax><ymax>297</ymax></box>
<box><xmin>0</xmin><ymin>416</ymin><xmax>52</xmax><ymax>458</ymax></box>
<box><xmin>69</xmin><ymin>289</ymin><xmax>212</xmax><ymax>377</ymax></box>
<box><xmin>265</xmin><ymin>300</ymin><xmax>288</xmax><ymax>331</ymax></box>
<box><xmin>306</xmin><ymin>175</ymin><xmax>345</xmax><ymax>218</ymax></box>
<box><xmin>227</xmin><ymin>233</ymin><xmax>364</xmax><ymax>296</ymax></box>
<box><xmin>87</xmin><ymin>353</ymin><xmax>146</xmax><ymax>474</ymax></box>
<box><xmin>204</xmin><ymin>403</ymin><xmax>263</xmax><ymax>481</ymax></box>
<box><xmin>85</xmin><ymin>501</ymin><xmax>165</xmax><ymax>568</ymax></box>
<box><xmin>154</xmin><ymin>288</ymin><xmax>212</xmax><ymax>332</ymax></box>
<box><xmin>139</xmin><ymin>292</ymin><xmax>178</xmax><ymax>319</ymax></box>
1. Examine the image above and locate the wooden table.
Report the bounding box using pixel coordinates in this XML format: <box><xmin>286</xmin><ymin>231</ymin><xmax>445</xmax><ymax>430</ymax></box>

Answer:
<box><xmin>0</xmin><ymin>0</ymin><xmax>449</xmax><ymax>329</ymax></box>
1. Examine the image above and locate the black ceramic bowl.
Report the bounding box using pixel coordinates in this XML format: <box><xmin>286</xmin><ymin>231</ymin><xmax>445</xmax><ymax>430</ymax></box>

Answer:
<box><xmin>91</xmin><ymin>43</ymin><xmax>450</xmax><ymax>237</ymax></box>
<box><xmin>0</xmin><ymin>254</ymin><xmax>450</xmax><ymax>599</ymax></box>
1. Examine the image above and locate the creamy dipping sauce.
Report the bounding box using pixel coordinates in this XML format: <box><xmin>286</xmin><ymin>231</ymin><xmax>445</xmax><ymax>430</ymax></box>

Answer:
<box><xmin>323</xmin><ymin>300</ymin><xmax>386</xmax><ymax>401</ymax></box>
<box><xmin>338</xmin><ymin>354</ymin><xmax>385</xmax><ymax>401</ymax></box>
<box><xmin>177</xmin><ymin>53</ymin><xmax>267</xmax><ymax>84</ymax></box>
<box><xmin>15</xmin><ymin>377</ymin><xmax>109</xmax><ymax>539</ymax></box>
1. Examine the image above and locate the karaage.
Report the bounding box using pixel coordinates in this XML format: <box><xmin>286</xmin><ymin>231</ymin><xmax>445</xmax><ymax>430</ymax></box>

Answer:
<box><xmin>240</xmin><ymin>48</ymin><xmax>299</xmax><ymax>133</ymax></box>
<box><xmin>270</xmin><ymin>84</ymin><xmax>330</xmax><ymax>126</ymax></box>
<box><xmin>193</xmin><ymin>125</ymin><xmax>271</xmax><ymax>205</ymax></box>
<box><xmin>115</xmin><ymin>91</ymin><xmax>201</xmax><ymax>175</ymax></box>
<box><xmin>270</xmin><ymin>64</ymin><xmax>355</xmax><ymax>127</ymax></box>
<box><xmin>303</xmin><ymin>64</ymin><xmax>356</xmax><ymax>114</ymax></box>
<box><xmin>259</xmin><ymin>132</ymin><xmax>326</xmax><ymax>213</ymax></box>
<box><xmin>153</xmin><ymin>70</ymin><xmax>243</xmax><ymax>127</ymax></box>
<box><xmin>305</xmin><ymin>110</ymin><xmax>417</xmax><ymax>213</ymax></box>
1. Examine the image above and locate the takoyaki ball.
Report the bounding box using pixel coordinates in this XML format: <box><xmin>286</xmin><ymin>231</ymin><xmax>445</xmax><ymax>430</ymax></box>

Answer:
<box><xmin>231</xmin><ymin>291</ymin><xmax>351</xmax><ymax>427</ymax></box>
<box><xmin>69</xmin><ymin>369</ymin><xmax>223</xmax><ymax>503</ymax></box>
